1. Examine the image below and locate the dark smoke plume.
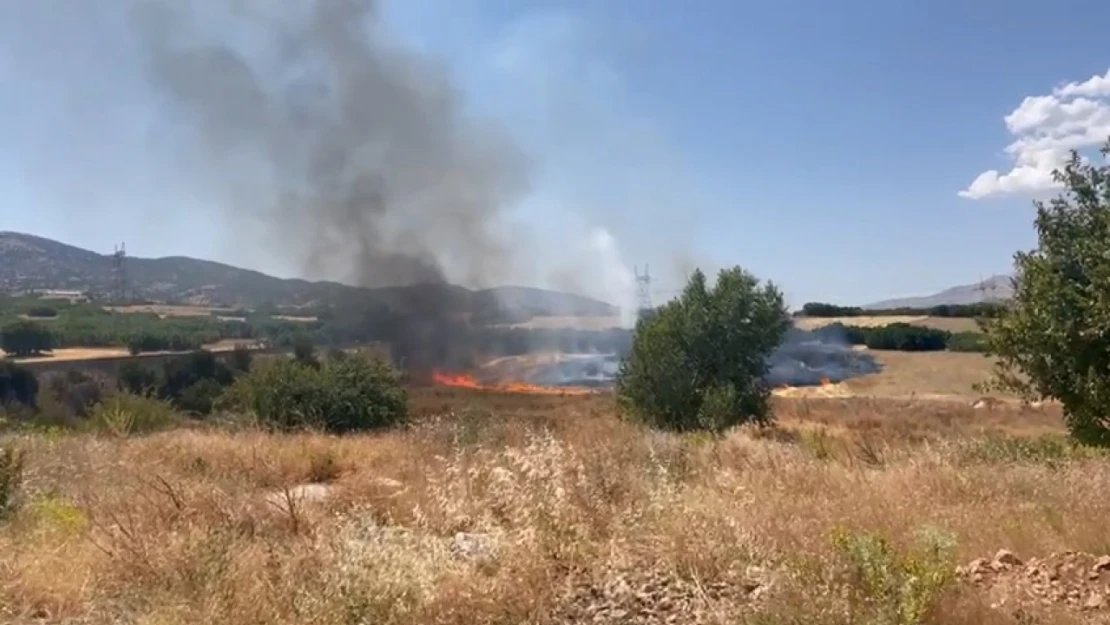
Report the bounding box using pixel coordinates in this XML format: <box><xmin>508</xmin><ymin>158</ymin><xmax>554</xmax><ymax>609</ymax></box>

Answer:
<box><xmin>131</xmin><ymin>0</ymin><xmax>529</xmax><ymax>290</ymax></box>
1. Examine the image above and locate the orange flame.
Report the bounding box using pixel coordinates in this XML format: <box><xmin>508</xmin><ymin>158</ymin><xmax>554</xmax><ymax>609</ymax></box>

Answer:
<box><xmin>431</xmin><ymin>370</ymin><xmax>595</xmax><ymax>396</ymax></box>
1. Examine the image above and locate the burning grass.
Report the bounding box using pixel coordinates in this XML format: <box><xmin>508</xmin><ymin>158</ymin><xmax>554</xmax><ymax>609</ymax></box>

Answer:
<box><xmin>0</xmin><ymin>390</ymin><xmax>1104</xmax><ymax>624</ymax></box>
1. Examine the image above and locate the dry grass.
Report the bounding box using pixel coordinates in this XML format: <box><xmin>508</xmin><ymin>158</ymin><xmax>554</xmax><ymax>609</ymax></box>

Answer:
<box><xmin>1</xmin><ymin>341</ymin><xmax>249</xmax><ymax>363</ymax></box>
<box><xmin>794</xmin><ymin>315</ymin><xmax>984</xmax><ymax>333</ymax></box>
<box><xmin>103</xmin><ymin>305</ymin><xmax>234</xmax><ymax>318</ymax></box>
<box><xmin>1</xmin><ymin>387</ymin><xmax>1104</xmax><ymax>624</ymax></box>
<box><xmin>842</xmin><ymin>351</ymin><xmax>1000</xmax><ymax>400</ymax></box>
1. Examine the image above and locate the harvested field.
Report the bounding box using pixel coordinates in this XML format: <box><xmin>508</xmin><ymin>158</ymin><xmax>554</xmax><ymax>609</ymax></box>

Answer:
<box><xmin>3</xmin><ymin>389</ymin><xmax>1104</xmax><ymax>624</ymax></box>
<box><xmin>794</xmin><ymin>315</ymin><xmax>984</xmax><ymax>333</ymax></box>
<box><xmin>1</xmin><ymin>340</ymin><xmax>250</xmax><ymax>362</ymax></box>
<box><xmin>103</xmin><ymin>304</ymin><xmax>234</xmax><ymax>317</ymax></box>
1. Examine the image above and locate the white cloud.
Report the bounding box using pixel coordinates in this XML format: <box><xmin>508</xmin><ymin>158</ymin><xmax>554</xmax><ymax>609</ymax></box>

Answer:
<box><xmin>960</xmin><ymin>69</ymin><xmax>1110</xmax><ymax>199</ymax></box>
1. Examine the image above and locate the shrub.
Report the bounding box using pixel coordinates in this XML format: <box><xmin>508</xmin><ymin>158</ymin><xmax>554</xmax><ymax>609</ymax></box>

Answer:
<box><xmin>117</xmin><ymin>361</ymin><xmax>162</xmax><ymax>396</ymax></box>
<box><xmin>1</xmin><ymin>319</ymin><xmax>54</xmax><ymax>356</ymax></box>
<box><xmin>25</xmin><ymin>306</ymin><xmax>58</xmax><ymax>318</ymax></box>
<box><xmin>616</xmin><ymin>267</ymin><xmax>790</xmax><ymax>432</ymax></box>
<box><xmin>831</xmin><ymin>526</ymin><xmax>957</xmax><ymax>625</ymax></box>
<box><xmin>0</xmin><ymin>361</ymin><xmax>38</xmax><ymax>408</ymax></box>
<box><xmin>862</xmin><ymin>323</ymin><xmax>949</xmax><ymax>351</ymax></box>
<box><xmin>46</xmin><ymin>370</ymin><xmax>105</xmax><ymax>417</ymax></box>
<box><xmin>89</xmin><ymin>392</ymin><xmax>179</xmax><ymax>436</ymax></box>
<box><xmin>220</xmin><ymin>352</ymin><xmax>408</xmax><ymax>434</ymax></box>
<box><xmin>946</xmin><ymin>331</ymin><xmax>987</xmax><ymax>353</ymax></box>
<box><xmin>0</xmin><ymin>444</ymin><xmax>25</xmax><ymax>520</ymax></box>
<box><xmin>984</xmin><ymin>139</ymin><xmax>1110</xmax><ymax>445</ymax></box>
<box><xmin>160</xmin><ymin>350</ymin><xmax>236</xmax><ymax>414</ymax></box>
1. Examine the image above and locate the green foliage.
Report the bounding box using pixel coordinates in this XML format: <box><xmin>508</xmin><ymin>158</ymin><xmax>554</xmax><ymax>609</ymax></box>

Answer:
<box><xmin>1</xmin><ymin>319</ymin><xmax>54</xmax><ymax>356</ymax></box>
<box><xmin>0</xmin><ymin>444</ymin><xmax>26</xmax><ymax>520</ymax></box>
<box><xmin>945</xmin><ymin>331</ymin><xmax>987</xmax><ymax>353</ymax></box>
<box><xmin>117</xmin><ymin>361</ymin><xmax>161</xmax><ymax>395</ymax></box>
<box><xmin>616</xmin><ymin>267</ymin><xmax>790</xmax><ymax>433</ymax></box>
<box><xmin>88</xmin><ymin>391</ymin><xmax>180</xmax><ymax>436</ymax></box>
<box><xmin>831</xmin><ymin>525</ymin><xmax>957</xmax><ymax>625</ymax></box>
<box><xmin>220</xmin><ymin>352</ymin><xmax>408</xmax><ymax>434</ymax></box>
<box><xmin>862</xmin><ymin>323</ymin><xmax>949</xmax><ymax>351</ymax></box>
<box><xmin>0</xmin><ymin>361</ymin><xmax>39</xmax><ymax>408</ymax></box>
<box><xmin>46</xmin><ymin>371</ymin><xmax>105</xmax><ymax>417</ymax></box>
<box><xmin>984</xmin><ymin>140</ymin><xmax>1110</xmax><ymax>446</ymax></box>
<box><xmin>159</xmin><ymin>350</ymin><xmax>237</xmax><ymax>416</ymax></box>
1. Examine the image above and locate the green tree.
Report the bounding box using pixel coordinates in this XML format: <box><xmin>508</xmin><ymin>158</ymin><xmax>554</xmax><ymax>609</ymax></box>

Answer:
<box><xmin>1</xmin><ymin>320</ymin><xmax>54</xmax><ymax>357</ymax></box>
<box><xmin>984</xmin><ymin>139</ymin><xmax>1110</xmax><ymax>445</ymax></box>
<box><xmin>616</xmin><ymin>266</ymin><xmax>790</xmax><ymax>432</ymax></box>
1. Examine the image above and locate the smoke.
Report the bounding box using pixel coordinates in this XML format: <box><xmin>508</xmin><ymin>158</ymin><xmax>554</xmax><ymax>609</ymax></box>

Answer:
<box><xmin>128</xmin><ymin>0</ymin><xmax>529</xmax><ymax>291</ymax></box>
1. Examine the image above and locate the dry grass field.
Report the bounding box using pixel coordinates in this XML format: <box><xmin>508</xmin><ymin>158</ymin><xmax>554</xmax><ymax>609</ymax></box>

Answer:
<box><xmin>794</xmin><ymin>315</ymin><xmax>984</xmax><ymax>333</ymax></box>
<box><xmin>0</xmin><ymin>340</ymin><xmax>253</xmax><ymax>362</ymax></box>
<box><xmin>103</xmin><ymin>304</ymin><xmax>233</xmax><ymax>318</ymax></box>
<box><xmin>3</xmin><ymin>383</ymin><xmax>1109</xmax><ymax>624</ymax></box>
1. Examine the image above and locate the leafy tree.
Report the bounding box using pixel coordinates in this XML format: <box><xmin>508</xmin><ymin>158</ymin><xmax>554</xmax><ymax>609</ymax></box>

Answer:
<box><xmin>984</xmin><ymin>140</ymin><xmax>1110</xmax><ymax>445</ymax></box>
<box><xmin>1</xmin><ymin>320</ymin><xmax>54</xmax><ymax>357</ymax></box>
<box><xmin>616</xmin><ymin>267</ymin><xmax>790</xmax><ymax>432</ymax></box>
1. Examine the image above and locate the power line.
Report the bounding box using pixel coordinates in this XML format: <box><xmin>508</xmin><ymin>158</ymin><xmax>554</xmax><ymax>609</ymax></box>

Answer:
<box><xmin>634</xmin><ymin>264</ymin><xmax>653</xmax><ymax>312</ymax></box>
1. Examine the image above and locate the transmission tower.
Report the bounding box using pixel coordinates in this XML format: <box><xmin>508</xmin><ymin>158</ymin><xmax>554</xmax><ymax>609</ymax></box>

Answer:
<box><xmin>634</xmin><ymin>264</ymin><xmax>653</xmax><ymax>313</ymax></box>
<box><xmin>111</xmin><ymin>242</ymin><xmax>130</xmax><ymax>304</ymax></box>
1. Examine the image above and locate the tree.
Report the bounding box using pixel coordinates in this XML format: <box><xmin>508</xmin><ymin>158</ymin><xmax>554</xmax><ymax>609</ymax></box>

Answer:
<box><xmin>616</xmin><ymin>266</ymin><xmax>790</xmax><ymax>432</ymax></box>
<box><xmin>0</xmin><ymin>361</ymin><xmax>38</xmax><ymax>408</ymax></box>
<box><xmin>984</xmin><ymin>139</ymin><xmax>1110</xmax><ymax>445</ymax></box>
<box><xmin>1</xmin><ymin>320</ymin><xmax>54</xmax><ymax>357</ymax></box>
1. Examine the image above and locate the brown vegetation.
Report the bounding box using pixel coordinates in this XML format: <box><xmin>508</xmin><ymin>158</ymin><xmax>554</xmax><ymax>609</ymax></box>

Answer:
<box><xmin>1</xmin><ymin>386</ymin><xmax>1106</xmax><ymax>624</ymax></box>
<box><xmin>794</xmin><ymin>315</ymin><xmax>983</xmax><ymax>333</ymax></box>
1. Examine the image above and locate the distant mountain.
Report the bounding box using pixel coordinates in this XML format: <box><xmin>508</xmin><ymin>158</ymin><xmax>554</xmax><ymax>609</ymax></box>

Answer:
<box><xmin>863</xmin><ymin>275</ymin><xmax>1014</xmax><ymax>310</ymax></box>
<box><xmin>0</xmin><ymin>231</ymin><xmax>617</xmax><ymax>318</ymax></box>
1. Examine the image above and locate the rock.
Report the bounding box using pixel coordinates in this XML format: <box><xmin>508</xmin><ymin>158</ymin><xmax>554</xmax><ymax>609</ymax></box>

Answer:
<box><xmin>1095</xmin><ymin>555</ymin><xmax>1110</xmax><ymax>571</ymax></box>
<box><xmin>263</xmin><ymin>483</ymin><xmax>334</xmax><ymax>508</ymax></box>
<box><xmin>994</xmin><ymin>549</ymin><xmax>1023</xmax><ymax>568</ymax></box>
<box><xmin>1086</xmin><ymin>592</ymin><xmax>1106</xmax><ymax>610</ymax></box>
<box><xmin>449</xmin><ymin>531</ymin><xmax>497</xmax><ymax>563</ymax></box>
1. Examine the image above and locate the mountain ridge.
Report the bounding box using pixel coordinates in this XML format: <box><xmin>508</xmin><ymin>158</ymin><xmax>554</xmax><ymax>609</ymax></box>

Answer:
<box><xmin>0</xmin><ymin>231</ymin><xmax>618</xmax><ymax>318</ymax></box>
<box><xmin>863</xmin><ymin>275</ymin><xmax>1014</xmax><ymax>310</ymax></box>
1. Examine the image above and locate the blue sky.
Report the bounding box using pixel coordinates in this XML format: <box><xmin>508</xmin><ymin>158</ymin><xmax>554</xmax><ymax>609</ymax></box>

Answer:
<box><xmin>2</xmin><ymin>1</ymin><xmax>1110</xmax><ymax>308</ymax></box>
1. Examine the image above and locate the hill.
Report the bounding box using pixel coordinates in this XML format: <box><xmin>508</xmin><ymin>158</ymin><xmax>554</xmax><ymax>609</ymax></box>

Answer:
<box><xmin>863</xmin><ymin>275</ymin><xmax>1013</xmax><ymax>310</ymax></box>
<box><xmin>0</xmin><ymin>231</ymin><xmax>617</xmax><ymax>318</ymax></box>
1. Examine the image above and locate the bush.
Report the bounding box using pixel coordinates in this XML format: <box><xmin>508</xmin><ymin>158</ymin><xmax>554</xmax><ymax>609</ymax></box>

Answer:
<box><xmin>46</xmin><ymin>370</ymin><xmax>105</xmax><ymax>417</ymax></box>
<box><xmin>946</xmin><ymin>331</ymin><xmax>987</xmax><ymax>353</ymax></box>
<box><xmin>89</xmin><ymin>392</ymin><xmax>179</xmax><ymax>436</ymax></box>
<box><xmin>219</xmin><ymin>352</ymin><xmax>408</xmax><ymax>434</ymax></box>
<box><xmin>0</xmin><ymin>444</ymin><xmax>25</xmax><ymax>520</ymax></box>
<box><xmin>616</xmin><ymin>267</ymin><xmax>790</xmax><ymax>433</ymax></box>
<box><xmin>1</xmin><ymin>319</ymin><xmax>54</xmax><ymax>356</ymax></box>
<box><xmin>984</xmin><ymin>140</ymin><xmax>1110</xmax><ymax>446</ymax></box>
<box><xmin>160</xmin><ymin>350</ymin><xmax>236</xmax><ymax>414</ymax></box>
<box><xmin>0</xmin><ymin>361</ymin><xmax>38</xmax><ymax>408</ymax></box>
<box><xmin>863</xmin><ymin>323</ymin><xmax>949</xmax><ymax>351</ymax></box>
<box><xmin>117</xmin><ymin>361</ymin><xmax>162</xmax><ymax>395</ymax></box>
<box><xmin>25</xmin><ymin>306</ymin><xmax>58</xmax><ymax>318</ymax></box>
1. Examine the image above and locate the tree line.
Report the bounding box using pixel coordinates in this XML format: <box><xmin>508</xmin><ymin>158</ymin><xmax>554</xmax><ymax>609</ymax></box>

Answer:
<box><xmin>797</xmin><ymin>301</ymin><xmax>1007</xmax><ymax>319</ymax></box>
<box><xmin>810</xmin><ymin>322</ymin><xmax>987</xmax><ymax>352</ymax></box>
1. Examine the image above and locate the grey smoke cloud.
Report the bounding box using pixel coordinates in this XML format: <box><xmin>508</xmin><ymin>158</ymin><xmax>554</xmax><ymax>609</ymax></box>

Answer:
<box><xmin>128</xmin><ymin>0</ymin><xmax>530</xmax><ymax>290</ymax></box>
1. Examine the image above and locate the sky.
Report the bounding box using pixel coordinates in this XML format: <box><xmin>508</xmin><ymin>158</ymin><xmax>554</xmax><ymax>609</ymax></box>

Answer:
<box><xmin>2</xmin><ymin>1</ymin><xmax>1110</xmax><ymax>308</ymax></box>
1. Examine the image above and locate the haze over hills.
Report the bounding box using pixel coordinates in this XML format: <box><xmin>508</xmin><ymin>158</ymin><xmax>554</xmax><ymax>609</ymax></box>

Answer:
<box><xmin>0</xmin><ymin>231</ymin><xmax>617</xmax><ymax>318</ymax></box>
<box><xmin>863</xmin><ymin>275</ymin><xmax>1014</xmax><ymax>310</ymax></box>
